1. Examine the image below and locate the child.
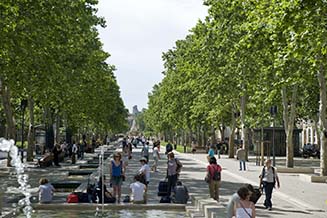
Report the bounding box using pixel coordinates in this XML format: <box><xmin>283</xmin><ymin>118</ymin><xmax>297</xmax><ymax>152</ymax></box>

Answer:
<box><xmin>38</xmin><ymin>178</ymin><xmax>55</xmax><ymax>203</ymax></box>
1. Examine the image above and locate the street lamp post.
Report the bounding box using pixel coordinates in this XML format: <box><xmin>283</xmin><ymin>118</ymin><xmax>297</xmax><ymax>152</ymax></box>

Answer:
<box><xmin>270</xmin><ymin>106</ymin><xmax>277</xmax><ymax>166</ymax></box>
<box><xmin>20</xmin><ymin>99</ymin><xmax>28</xmax><ymax>162</ymax></box>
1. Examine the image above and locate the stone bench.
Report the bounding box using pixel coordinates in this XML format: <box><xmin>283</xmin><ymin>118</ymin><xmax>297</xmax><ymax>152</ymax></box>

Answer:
<box><xmin>190</xmin><ymin>194</ymin><xmax>226</xmax><ymax>218</ymax></box>
<box><xmin>276</xmin><ymin>167</ymin><xmax>315</xmax><ymax>174</ymax></box>
<box><xmin>299</xmin><ymin>174</ymin><xmax>327</xmax><ymax>183</ymax></box>
<box><xmin>52</xmin><ymin>181</ymin><xmax>82</xmax><ymax>189</ymax></box>
<box><xmin>79</xmin><ymin>164</ymin><xmax>98</xmax><ymax>169</ymax></box>
<box><xmin>87</xmin><ymin>160</ymin><xmax>99</xmax><ymax>164</ymax></box>
<box><xmin>68</xmin><ymin>170</ymin><xmax>94</xmax><ymax>176</ymax></box>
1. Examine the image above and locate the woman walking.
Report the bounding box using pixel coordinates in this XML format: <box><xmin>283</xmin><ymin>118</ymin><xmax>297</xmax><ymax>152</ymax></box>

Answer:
<box><xmin>109</xmin><ymin>152</ymin><xmax>125</xmax><ymax>203</ymax></box>
<box><xmin>206</xmin><ymin>156</ymin><xmax>222</xmax><ymax>201</ymax></box>
<box><xmin>151</xmin><ymin>144</ymin><xmax>160</xmax><ymax>172</ymax></box>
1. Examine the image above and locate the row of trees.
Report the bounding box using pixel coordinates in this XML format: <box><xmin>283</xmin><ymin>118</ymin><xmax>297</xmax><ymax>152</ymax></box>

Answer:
<box><xmin>0</xmin><ymin>0</ymin><xmax>128</xmax><ymax>161</ymax></box>
<box><xmin>144</xmin><ymin>0</ymin><xmax>327</xmax><ymax>175</ymax></box>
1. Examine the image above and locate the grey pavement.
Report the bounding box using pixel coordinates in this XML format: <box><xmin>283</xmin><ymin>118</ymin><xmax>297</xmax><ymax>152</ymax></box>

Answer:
<box><xmin>176</xmin><ymin>151</ymin><xmax>327</xmax><ymax>218</ymax></box>
<box><xmin>1</xmin><ymin>144</ymin><xmax>326</xmax><ymax>218</ymax></box>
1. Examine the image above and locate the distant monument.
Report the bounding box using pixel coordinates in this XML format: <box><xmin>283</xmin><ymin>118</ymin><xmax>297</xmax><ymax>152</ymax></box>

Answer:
<box><xmin>129</xmin><ymin>105</ymin><xmax>139</xmax><ymax>134</ymax></box>
<box><xmin>132</xmin><ymin>105</ymin><xmax>140</xmax><ymax>115</ymax></box>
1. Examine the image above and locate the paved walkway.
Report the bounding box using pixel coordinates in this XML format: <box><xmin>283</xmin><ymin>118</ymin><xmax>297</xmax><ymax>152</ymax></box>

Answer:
<box><xmin>175</xmin><ymin>151</ymin><xmax>327</xmax><ymax>218</ymax></box>
<box><xmin>1</xmin><ymin>144</ymin><xmax>326</xmax><ymax>218</ymax></box>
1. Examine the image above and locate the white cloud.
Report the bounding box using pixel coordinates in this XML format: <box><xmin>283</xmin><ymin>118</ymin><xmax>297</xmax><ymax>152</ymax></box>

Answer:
<box><xmin>97</xmin><ymin>0</ymin><xmax>208</xmax><ymax>111</ymax></box>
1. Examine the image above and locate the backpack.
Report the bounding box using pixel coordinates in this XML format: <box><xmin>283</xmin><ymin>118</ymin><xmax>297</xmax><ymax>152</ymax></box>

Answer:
<box><xmin>211</xmin><ymin>165</ymin><xmax>221</xmax><ymax>181</ymax></box>
<box><xmin>261</xmin><ymin>166</ymin><xmax>276</xmax><ymax>186</ymax></box>
<box><xmin>175</xmin><ymin>158</ymin><xmax>182</xmax><ymax>173</ymax></box>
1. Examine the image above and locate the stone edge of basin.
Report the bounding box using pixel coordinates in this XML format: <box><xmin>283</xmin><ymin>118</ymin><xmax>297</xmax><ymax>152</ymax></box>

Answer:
<box><xmin>32</xmin><ymin>203</ymin><xmax>186</xmax><ymax>211</ymax></box>
<box><xmin>299</xmin><ymin>174</ymin><xmax>327</xmax><ymax>183</ymax></box>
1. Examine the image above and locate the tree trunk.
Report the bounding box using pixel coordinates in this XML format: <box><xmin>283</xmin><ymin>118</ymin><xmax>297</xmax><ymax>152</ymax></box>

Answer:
<box><xmin>0</xmin><ymin>79</ymin><xmax>16</xmax><ymax>140</ymax></box>
<box><xmin>202</xmin><ymin>126</ymin><xmax>206</xmax><ymax>147</ymax></box>
<box><xmin>196</xmin><ymin>126</ymin><xmax>201</xmax><ymax>146</ymax></box>
<box><xmin>228</xmin><ymin>107</ymin><xmax>237</xmax><ymax>158</ymax></box>
<box><xmin>54</xmin><ymin>114</ymin><xmax>60</xmax><ymax>143</ymax></box>
<box><xmin>313</xmin><ymin>119</ymin><xmax>321</xmax><ymax>146</ymax></box>
<box><xmin>181</xmin><ymin>129</ymin><xmax>185</xmax><ymax>147</ymax></box>
<box><xmin>240</xmin><ymin>94</ymin><xmax>249</xmax><ymax>160</ymax></box>
<box><xmin>318</xmin><ymin>70</ymin><xmax>327</xmax><ymax>176</ymax></box>
<box><xmin>282</xmin><ymin>86</ymin><xmax>298</xmax><ymax>168</ymax></box>
<box><xmin>211</xmin><ymin>125</ymin><xmax>216</xmax><ymax>145</ymax></box>
<box><xmin>27</xmin><ymin>96</ymin><xmax>35</xmax><ymax>162</ymax></box>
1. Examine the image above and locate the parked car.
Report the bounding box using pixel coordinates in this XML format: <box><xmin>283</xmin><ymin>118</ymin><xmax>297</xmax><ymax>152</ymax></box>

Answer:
<box><xmin>301</xmin><ymin>143</ymin><xmax>320</xmax><ymax>159</ymax></box>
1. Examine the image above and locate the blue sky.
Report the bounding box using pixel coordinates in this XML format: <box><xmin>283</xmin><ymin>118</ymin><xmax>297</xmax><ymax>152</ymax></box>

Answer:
<box><xmin>96</xmin><ymin>0</ymin><xmax>208</xmax><ymax>112</ymax></box>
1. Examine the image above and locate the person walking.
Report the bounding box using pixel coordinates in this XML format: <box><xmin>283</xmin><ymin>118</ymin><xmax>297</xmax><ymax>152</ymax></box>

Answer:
<box><xmin>71</xmin><ymin>141</ymin><xmax>78</xmax><ymax>164</ymax></box>
<box><xmin>38</xmin><ymin>178</ymin><xmax>55</xmax><ymax>203</ymax></box>
<box><xmin>52</xmin><ymin>144</ymin><xmax>62</xmax><ymax>167</ymax></box>
<box><xmin>151</xmin><ymin>144</ymin><xmax>161</xmax><ymax>172</ymax></box>
<box><xmin>80</xmin><ymin>139</ymin><xmax>86</xmax><ymax>159</ymax></box>
<box><xmin>236</xmin><ymin>146</ymin><xmax>247</xmax><ymax>171</ymax></box>
<box><xmin>139</xmin><ymin>157</ymin><xmax>151</xmax><ymax>186</ymax></box>
<box><xmin>207</xmin><ymin>145</ymin><xmax>216</xmax><ymax>162</ymax></box>
<box><xmin>216</xmin><ymin>141</ymin><xmax>222</xmax><ymax>159</ymax></box>
<box><xmin>166</xmin><ymin>152</ymin><xmax>182</xmax><ymax>196</ymax></box>
<box><xmin>141</xmin><ymin>142</ymin><xmax>150</xmax><ymax>163</ymax></box>
<box><xmin>205</xmin><ymin>157</ymin><xmax>222</xmax><ymax>201</ymax></box>
<box><xmin>259</xmin><ymin>159</ymin><xmax>280</xmax><ymax>210</ymax></box>
<box><xmin>122</xmin><ymin>143</ymin><xmax>130</xmax><ymax>167</ymax></box>
<box><xmin>191</xmin><ymin>140</ymin><xmax>197</xmax><ymax>154</ymax></box>
<box><xmin>234</xmin><ymin>186</ymin><xmax>256</xmax><ymax>218</ymax></box>
<box><xmin>109</xmin><ymin>152</ymin><xmax>125</xmax><ymax>203</ymax></box>
<box><xmin>129</xmin><ymin>174</ymin><xmax>147</xmax><ymax>204</ymax></box>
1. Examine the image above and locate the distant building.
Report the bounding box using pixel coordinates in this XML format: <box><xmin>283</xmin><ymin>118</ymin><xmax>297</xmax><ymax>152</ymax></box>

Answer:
<box><xmin>132</xmin><ymin>105</ymin><xmax>140</xmax><ymax>115</ymax></box>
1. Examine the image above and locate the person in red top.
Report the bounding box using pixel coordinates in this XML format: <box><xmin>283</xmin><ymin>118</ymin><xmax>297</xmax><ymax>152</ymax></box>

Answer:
<box><xmin>206</xmin><ymin>156</ymin><xmax>222</xmax><ymax>201</ymax></box>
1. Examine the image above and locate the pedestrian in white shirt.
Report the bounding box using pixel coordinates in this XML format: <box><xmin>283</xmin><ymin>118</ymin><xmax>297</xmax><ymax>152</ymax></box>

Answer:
<box><xmin>130</xmin><ymin>174</ymin><xmax>147</xmax><ymax>204</ymax></box>
<box><xmin>151</xmin><ymin>144</ymin><xmax>161</xmax><ymax>172</ymax></box>
<box><xmin>38</xmin><ymin>178</ymin><xmax>55</xmax><ymax>203</ymax></box>
<box><xmin>71</xmin><ymin>141</ymin><xmax>78</xmax><ymax>164</ymax></box>
<box><xmin>139</xmin><ymin>157</ymin><xmax>150</xmax><ymax>185</ymax></box>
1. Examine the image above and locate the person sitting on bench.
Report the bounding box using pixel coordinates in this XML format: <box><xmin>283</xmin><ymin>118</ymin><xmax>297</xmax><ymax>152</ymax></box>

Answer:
<box><xmin>96</xmin><ymin>176</ymin><xmax>116</xmax><ymax>203</ymax></box>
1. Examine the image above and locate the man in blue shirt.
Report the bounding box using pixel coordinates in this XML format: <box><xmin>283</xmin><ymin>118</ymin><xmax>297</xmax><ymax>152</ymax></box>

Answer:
<box><xmin>207</xmin><ymin>145</ymin><xmax>216</xmax><ymax>162</ymax></box>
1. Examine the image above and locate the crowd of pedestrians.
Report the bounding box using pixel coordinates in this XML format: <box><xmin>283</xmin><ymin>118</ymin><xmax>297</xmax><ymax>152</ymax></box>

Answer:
<box><xmin>204</xmin><ymin>140</ymin><xmax>281</xmax><ymax>218</ymax></box>
<box><xmin>36</xmin><ymin>135</ymin><xmax>282</xmax><ymax>218</ymax></box>
<box><xmin>99</xmin><ymin>136</ymin><xmax>187</xmax><ymax>204</ymax></box>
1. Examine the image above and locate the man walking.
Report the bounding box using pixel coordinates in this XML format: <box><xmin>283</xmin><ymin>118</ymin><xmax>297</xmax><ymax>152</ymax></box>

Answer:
<box><xmin>259</xmin><ymin>159</ymin><xmax>280</xmax><ymax>210</ymax></box>
<box><xmin>236</xmin><ymin>146</ymin><xmax>246</xmax><ymax>171</ymax></box>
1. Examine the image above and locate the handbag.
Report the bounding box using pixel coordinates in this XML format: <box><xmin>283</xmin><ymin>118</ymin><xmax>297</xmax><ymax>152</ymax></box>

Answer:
<box><xmin>204</xmin><ymin>173</ymin><xmax>210</xmax><ymax>183</ymax></box>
